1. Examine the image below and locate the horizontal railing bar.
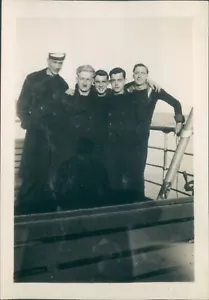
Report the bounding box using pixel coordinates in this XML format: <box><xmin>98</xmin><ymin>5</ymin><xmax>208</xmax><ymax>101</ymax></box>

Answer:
<box><xmin>181</xmin><ymin>152</ymin><xmax>193</xmax><ymax>157</ymax></box>
<box><xmin>148</xmin><ymin>146</ymin><xmax>193</xmax><ymax>157</ymax></box>
<box><xmin>13</xmin><ymin>168</ymin><xmax>194</xmax><ymax>180</ymax></box>
<box><xmin>146</xmin><ymin>163</ymin><xmax>164</xmax><ymax>169</ymax></box>
<box><xmin>148</xmin><ymin>145</ymin><xmax>165</xmax><ymax>151</ymax></box>
<box><xmin>166</xmin><ymin>148</ymin><xmax>193</xmax><ymax>156</ymax></box>
<box><xmin>14</xmin><ymin>159</ymin><xmax>193</xmax><ymax>170</ymax></box>
<box><xmin>146</xmin><ymin>164</ymin><xmax>193</xmax><ymax>177</ymax></box>
<box><xmin>144</xmin><ymin>179</ymin><xmax>161</xmax><ymax>186</ymax></box>
<box><xmin>177</xmin><ymin>171</ymin><xmax>193</xmax><ymax>177</ymax></box>
<box><xmin>150</xmin><ymin>125</ymin><xmax>175</xmax><ymax>133</ymax></box>
<box><xmin>170</xmin><ymin>188</ymin><xmax>191</xmax><ymax>197</ymax></box>
<box><xmin>14</xmin><ymin>166</ymin><xmax>194</xmax><ymax>181</ymax></box>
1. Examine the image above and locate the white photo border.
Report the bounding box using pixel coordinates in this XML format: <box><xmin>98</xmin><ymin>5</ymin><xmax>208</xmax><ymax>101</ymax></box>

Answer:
<box><xmin>1</xmin><ymin>0</ymin><xmax>208</xmax><ymax>299</ymax></box>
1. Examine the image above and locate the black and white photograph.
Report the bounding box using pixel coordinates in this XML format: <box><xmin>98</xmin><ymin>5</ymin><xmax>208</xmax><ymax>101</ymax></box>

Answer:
<box><xmin>1</xmin><ymin>0</ymin><xmax>208</xmax><ymax>299</ymax></box>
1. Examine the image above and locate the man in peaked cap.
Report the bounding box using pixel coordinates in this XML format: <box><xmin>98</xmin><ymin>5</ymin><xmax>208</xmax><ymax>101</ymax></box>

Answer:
<box><xmin>16</xmin><ymin>52</ymin><xmax>69</xmax><ymax>215</ymax></box>
<box><xmin>47</xmin><ymin>52</ymin><xmax>66</xmax><ymax>75</ymax></box>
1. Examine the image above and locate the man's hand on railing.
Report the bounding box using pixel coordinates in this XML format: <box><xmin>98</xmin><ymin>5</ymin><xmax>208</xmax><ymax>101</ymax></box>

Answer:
<box><xmin>175</xmin><ymin>122</ymin><xmax>184</xmax><ymax>136</ymax></box>
<box><xmin>183</xmin><ymin>171</ymin><xmax>194</xmax><ymax>195</ymax></box>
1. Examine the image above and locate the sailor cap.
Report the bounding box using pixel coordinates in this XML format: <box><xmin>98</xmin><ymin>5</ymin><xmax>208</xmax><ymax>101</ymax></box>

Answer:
<box><xmin>48</xmin><ymin>53</ymin><xmax>66</xmax><ymax>61</ymax></box>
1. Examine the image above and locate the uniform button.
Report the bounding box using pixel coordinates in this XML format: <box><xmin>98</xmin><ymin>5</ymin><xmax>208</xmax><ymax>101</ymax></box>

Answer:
<box><xmin>76</xmin><ymin>124</ymin><xmax>80</xmax><ymax>128</ymax></box>
<box><xmin>40</xmin><ymin>106</ymin><xmax>43</xmax><ymax>110</ymax></box>
<box><xmin>109</xmin><ymin>122</ymin><xmax>112</xmax><ymax>126</ymax></box>
<box><xmin>108</xmin><ymin>113</ymin><xmax>112</xmax><ymax>116</ymax></box>
<box><xmin>89</xmin><ymin>116</ymin><xmax>92</xmax><ymax>120</ymax></box>
<box><xmin>109</xmin><ymin>133</ymin><xmax>112</xmax><ymax>136</ymax></box>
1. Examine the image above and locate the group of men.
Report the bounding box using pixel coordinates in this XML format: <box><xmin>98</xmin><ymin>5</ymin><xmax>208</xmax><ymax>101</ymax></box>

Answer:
<box><xmin>16</xmin><ymin>52</ymin><xmax>185</xmax><ymax>214</ymax></box>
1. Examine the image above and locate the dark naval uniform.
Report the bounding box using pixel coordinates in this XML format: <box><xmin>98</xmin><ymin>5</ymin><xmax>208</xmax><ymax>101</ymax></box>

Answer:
<box><xmin>53</xmin><ymin>89</ymin><xmax>109</xmax><ymax>209</ymax></box>
<box><xmin>63</xmin><ymin>88</ymin><xmax>107</xmax><ymax>162</ymax></box>
<box><xmin>54</xmin><ymin>138</ymin><xmax>109</xmax><ymax>210</ymax></box>
<box><xmin>16</xmin><ymin>68</ymin><xmax>68</xmax><ymax>214</ymax></box>
<box><xmin>125</xmin><ymin>82</ymin><xmax>185</xmax><ymax>196</ymax></box>
<box><xmin>105</xmin><ymin>92</ymin><xmax>145</xmax><ymax>204</ymax></box>
<box><xmin>125</xmin><ymin>82</ymin><xmax>185</xmax><ymax>125</ymax></box>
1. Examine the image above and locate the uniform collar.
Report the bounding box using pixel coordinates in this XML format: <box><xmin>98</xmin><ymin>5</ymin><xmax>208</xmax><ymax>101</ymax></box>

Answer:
<box><xmin>133</xmin><ymin>82</ymin><xmax>148</xmax><ymax>91</ymax></box>
<box><xmin>126</xmin><ymin>81</ymin><xmax>148</xmax><ymax>93</ymax></box>
<box><xmin>45</xmin><ymin>68</ymin><xmax>59</xmax><ymax>77</ymax></box>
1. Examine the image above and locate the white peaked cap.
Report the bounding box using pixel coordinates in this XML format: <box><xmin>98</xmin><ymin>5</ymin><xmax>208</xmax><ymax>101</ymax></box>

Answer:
<box><xmin>48</xmin><ymin>52</ymin><xmax>66</xmax><ymax>61</ymax></box>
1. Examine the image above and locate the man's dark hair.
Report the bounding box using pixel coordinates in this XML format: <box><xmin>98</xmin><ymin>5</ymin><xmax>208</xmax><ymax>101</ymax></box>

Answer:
<box><xmin>133</xmin><ymin>63</ymin><xmax>149</xmax><ymax>74</ymax></box>
<box><xmin>109</xmin><ymin>67</ymin><xmax>126</xmax><ymax>79</ymax></box>
<box><xmin>95</xmin><ymin>70</ymin><xmax>109</xmax><ymax>80</ymax></box>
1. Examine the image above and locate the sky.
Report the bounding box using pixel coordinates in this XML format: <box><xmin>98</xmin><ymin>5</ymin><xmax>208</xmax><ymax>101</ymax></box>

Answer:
<box><xmin>16</xmin><ymin>17</ymin><xmax>193</xmax><ymax>117</ymax></box>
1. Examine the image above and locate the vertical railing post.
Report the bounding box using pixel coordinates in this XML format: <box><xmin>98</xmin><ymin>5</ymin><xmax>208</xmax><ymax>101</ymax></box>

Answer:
<box><xmin>157</xmin><ymin>108</ymin><xmax>193</xmax><ymax>200</ymax></box>
<box><xmin>162</xmin><ymin>132</ymin><xmax>168</xmax><ymax>181</ymax></box>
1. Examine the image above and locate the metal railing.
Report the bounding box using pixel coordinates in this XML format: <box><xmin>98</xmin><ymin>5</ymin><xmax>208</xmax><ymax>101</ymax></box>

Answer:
<box><xmin>14</xmin><ymin>121</ymin><xmax>194</xmax><ymax>199</ymax></box>
<box><xmin>147</xmin><ymin>125</ymin><xmax>193</xmax><ymax>198</ymax></box>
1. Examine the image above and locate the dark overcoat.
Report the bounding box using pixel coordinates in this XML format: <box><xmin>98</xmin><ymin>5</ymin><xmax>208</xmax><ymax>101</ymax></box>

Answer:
<box><xmin>16</xmin><ymin>68</ymin><xmax>69</xmax><ymax>182</ymax></box>
<box><xmin>57</xmin><ymin>89</ymin><xmax>108</xmax><ymax>167</ymax></box>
